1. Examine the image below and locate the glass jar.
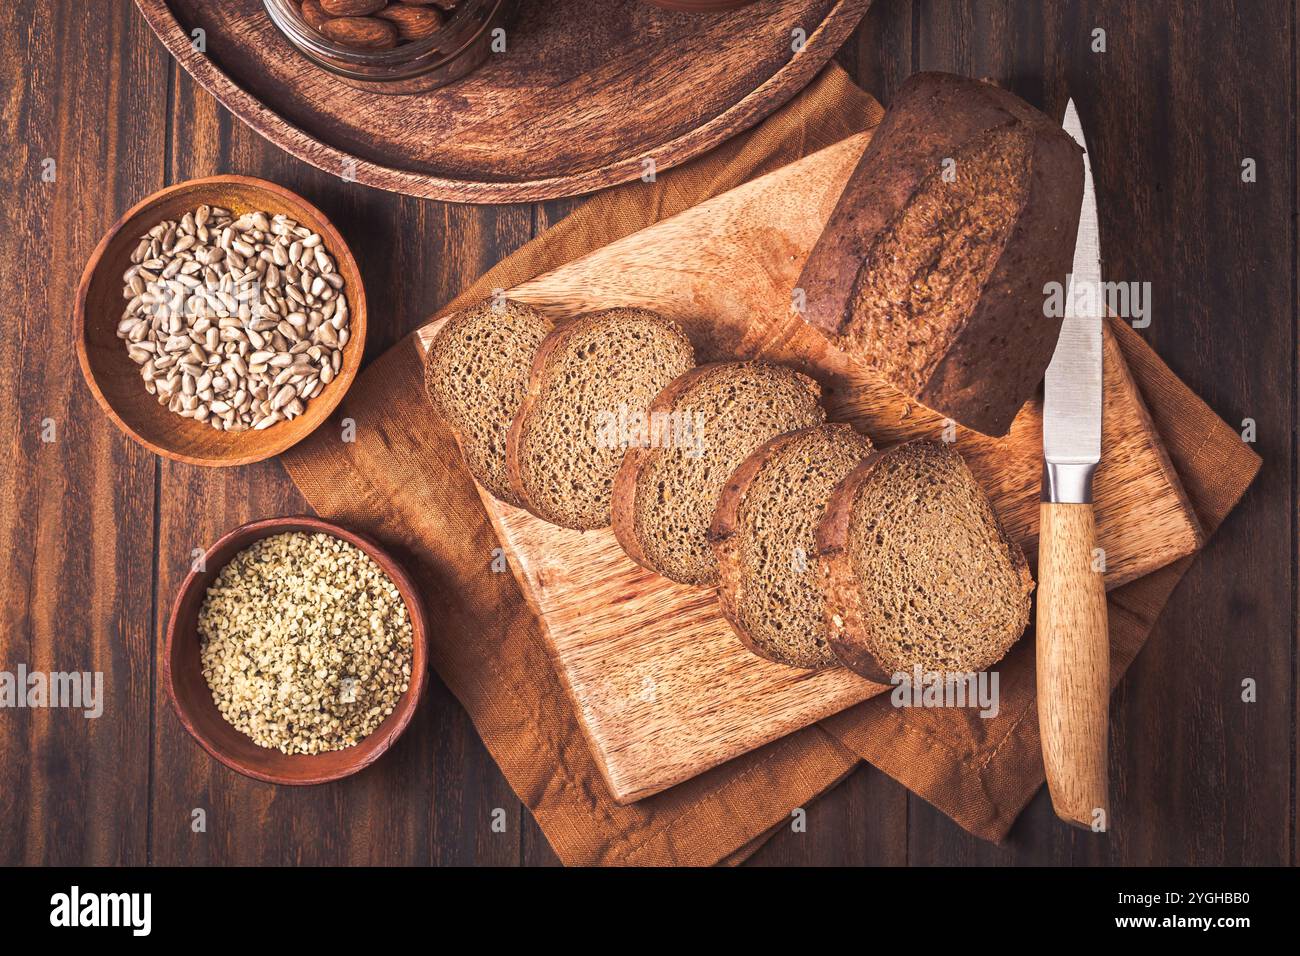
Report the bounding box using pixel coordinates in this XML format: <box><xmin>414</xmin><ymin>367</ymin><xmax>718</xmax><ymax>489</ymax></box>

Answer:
<box><xmin>263</xmin><ymin>0</ymin><xmax>515</xmax><ymax>95</ymax></box>
<box><xmin>645</xmin><ymin>1</ymin><xmax>756</xmax><ymax>9</ymax></box>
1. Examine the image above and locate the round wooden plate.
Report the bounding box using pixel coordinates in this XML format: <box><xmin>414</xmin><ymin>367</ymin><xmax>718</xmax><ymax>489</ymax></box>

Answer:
<box><xmin>135</xmin><ymin>0</ymin><xmax>873</xmax><ymax>203</ymax></box>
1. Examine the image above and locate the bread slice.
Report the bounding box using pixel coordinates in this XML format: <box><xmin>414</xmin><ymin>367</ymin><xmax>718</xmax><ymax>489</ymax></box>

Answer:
<box><xmin>612</xmin><ymin>361</ymin><xmax>825</xmax><ymax>586</ymax></box>
<box><xmin>815</xmin><ymin>439</ymin><xmax>1033</xmax><ymax>682</ymax></box>
<box><xmin>423</xmin><ymin>299</ymin><xmax>554</xmax><ymax>508</ymax></box>
<box><xmin>710</xmin><ymin>424</ymin><xmax>874</xmax><ymax>669</ymax></box>
<box><xmin>797</xmin><ymin>71</ymin><xmax>1084</xmax><ymax>436</ymax></box>
<box><xmin>506</xmin><ymin>308</ymin><xmax>695</xmax><ymax>530</ymax></box>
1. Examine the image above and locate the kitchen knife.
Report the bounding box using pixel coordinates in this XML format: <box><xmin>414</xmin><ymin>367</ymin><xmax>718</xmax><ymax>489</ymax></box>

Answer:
<box><xmin>1037</xmin><ymin>99</ymin><xmax>1109</xmax><ymax>830</ymax></box>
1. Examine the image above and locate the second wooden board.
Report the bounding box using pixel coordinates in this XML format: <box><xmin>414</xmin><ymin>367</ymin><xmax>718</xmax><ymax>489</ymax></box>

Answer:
<box><xmin>417</xmin><ymin>132</ymin><xmax>1204</xmax><ymax>803</ymax></box>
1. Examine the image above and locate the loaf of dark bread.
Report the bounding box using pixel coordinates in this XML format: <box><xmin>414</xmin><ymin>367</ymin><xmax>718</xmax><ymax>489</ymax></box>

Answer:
<box><xmin>506</xmin><ymin>308</ymin><xmax>695</xmax><ymax>531</ymax></box>
<box><xmin>816</xmin><ymin>439</ymin><xmax>1033</xmax><ymax>682</ymax></box>
<box><xmin>424</xmin><ymin>299</ymin><xmax>554</xmax><ymax>508</ymax></box>
<box><xmin>797</xmin><ymin>71</ymin><xmax>1084</xmax><ymax>436</ymax></box>
<box><xmin>710</xmin><ymin>424</ymin><xmax>874</xmax><ymax>669</ymax></box>
<box><xmin>612</xmin><ymin>361</ymin><xmax>825</xmax><ymax>586</ymax></box>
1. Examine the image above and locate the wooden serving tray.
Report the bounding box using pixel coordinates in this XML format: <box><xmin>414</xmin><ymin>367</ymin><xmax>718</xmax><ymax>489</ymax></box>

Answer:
<box><xmin>415</xmin><ymin>131</ymin><xmax>1205</xmax><ymax>803</ymax></box>
<box><xmin>136</xmin><ymin>0</ymin><xmax>873</xmax><ymax>203</ymax></box>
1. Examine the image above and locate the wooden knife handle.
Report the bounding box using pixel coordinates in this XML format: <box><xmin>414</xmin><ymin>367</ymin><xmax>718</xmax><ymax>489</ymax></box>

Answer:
<box><xmin>1036</xmin><ymin>501</ymin><xmax>1110</xmax><ymax>830</ymax></box>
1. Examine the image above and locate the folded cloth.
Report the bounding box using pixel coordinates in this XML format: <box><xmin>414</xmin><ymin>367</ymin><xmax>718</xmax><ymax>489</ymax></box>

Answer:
<box><xmin>282</xmin><ymin>64</ymin><xmax>1259</xmax><ymax>862</ymax></box>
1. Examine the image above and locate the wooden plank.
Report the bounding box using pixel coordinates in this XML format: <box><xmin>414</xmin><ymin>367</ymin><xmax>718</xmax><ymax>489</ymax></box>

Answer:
<box><xmin>904</xmin><ymin>0</ymin><xmax>1295</xmax><ymax>866</ymax></box>
<box><xmin>748</xmin><ymin>763</ymin><xmax>911</xmax><ymax>865</ymax></box>
<box><xmin>0</xmin><ymin>0</ymin><xmax>168</xmax><ymax>865</ymax></box>
<box><xmin>146</xmin><ymin>62</ymin><xmax>527</xmax><ymax>866</ymax></box>
<box><xmin>1294</xmin><ymin>0</ymin><xmax>1300</xmax><ymax>873</ymax></box>
<box><xmin>416</xmin><ymin>126</ymin><xmax>1202</xmax><ymax>804</ymax></box>
<box><xmin>1098</xmin><ymin>0</ymin><xmax>1293</xmax><ymax>866</ymax></box>
<box><xmin>903</xmin><ymin>0</ymin><xmax>1079</xmax><ymax>868</ymax></box>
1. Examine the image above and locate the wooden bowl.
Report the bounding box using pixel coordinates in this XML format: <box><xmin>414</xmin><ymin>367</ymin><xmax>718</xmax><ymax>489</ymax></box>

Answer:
<box><xmin>164</xmin><ymin>515</ymin><xmax>428</xmax><ymax>785</ymax></box>
<box><xmin>75</xmin><ymin>175</ymin><xmax>367</xmax><ymax>467</ymax></box>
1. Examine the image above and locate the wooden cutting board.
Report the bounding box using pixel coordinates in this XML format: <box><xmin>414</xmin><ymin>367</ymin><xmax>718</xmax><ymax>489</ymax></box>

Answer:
<box><xmin>136</xmin><ymin>0</ymin><xmax>872</xmax><ymax>202</ymax></box>
<box><xmin>415</xmin><ymin>131</ymin><xmax>1204</xmax><ymax>803</ymax></box>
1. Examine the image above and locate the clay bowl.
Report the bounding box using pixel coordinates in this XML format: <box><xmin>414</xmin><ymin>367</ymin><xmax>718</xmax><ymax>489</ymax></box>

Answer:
<box><xmin>165</xmin><ymin>515</ymin><xmax>428</xmax><ymax>785</ymax></box>
<box><xmin>75</xmin><ymin>175</ymin><xmax>367</xmax><ymax>467</ymax></box>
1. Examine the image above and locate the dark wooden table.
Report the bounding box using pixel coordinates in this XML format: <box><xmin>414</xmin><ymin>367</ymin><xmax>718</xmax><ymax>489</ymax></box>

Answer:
<box><xmin>1</xmin><ymin>0</ymin><xmax>1293</xmax><ymax>866</ymax></box>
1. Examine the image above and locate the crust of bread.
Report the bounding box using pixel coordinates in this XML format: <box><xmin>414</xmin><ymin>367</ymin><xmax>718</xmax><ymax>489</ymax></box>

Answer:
<box><xmin>814</xmin><ymin>449</ymin><xmax>892</xmax><ymax>682</ymax></box>
<box><xmin>708</xmin><ymin>427</ymin><xmax>815</xmax><ymax>666</ymax></box>
<box><xmin>424</xmin><ymin>299</ymin><xmax>552</xmax><ymax>509</ymax></box>
<box><xmin>507</xmin><ymin>309</ymin><xmax>693</xmax><ymax>529</ymax></box>
<box><xmin>609</xmin><ymin>441</ymin><xmax>656</xmax><ymax>571</ymax></box>
<box><xmin>611</xmin><ymin>365</ymin><xmax>726</xmax><ymax>573</ymax></box>
<box><xmin>815</xmin><ymin>440</ymin><xmax>1033</xmax><ymax>682</ymax></box>
<box><xmin>797</xmin><ymin>71</ymin><xmax>1084</xmax><ymax>437</ymax></box>
<box><xmin>504</xmin><ymin>316</ymin><xmax>583</xmax><ymax>520</ymax></box>
<box><xmin>610</xmin><ymin>362</ymin><xmax>823</xmax><ymax>582</ymax></box>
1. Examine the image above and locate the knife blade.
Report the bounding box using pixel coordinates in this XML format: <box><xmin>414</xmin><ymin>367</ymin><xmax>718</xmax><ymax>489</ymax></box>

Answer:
<box><xmin>1036</xmin><ymin>98</ymin><xmax>1110</xmax><ymax>831</ymax></box>
<box><xmin>1043</xmin><ymin>99</ymin><xmax>1103</xmax><ymax>493</ymax></box>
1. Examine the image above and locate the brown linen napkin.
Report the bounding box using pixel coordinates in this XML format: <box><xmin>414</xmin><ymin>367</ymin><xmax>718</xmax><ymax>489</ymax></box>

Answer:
<box><xmin>282</xmin><ymin>65</ymin><xmax>1260</xmax><ymax>861</ymax></box>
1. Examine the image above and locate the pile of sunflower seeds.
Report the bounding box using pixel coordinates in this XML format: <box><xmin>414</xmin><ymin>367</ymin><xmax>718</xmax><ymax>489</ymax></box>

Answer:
<box><xmin>117</xmin><ymin>204</ymin><xmax>350</xmax><ymax>432</ymax></box>
<box><xmin>198</xmin><ymin>532</ymin><xmax>414</xmax><ymax>755</ymax></box>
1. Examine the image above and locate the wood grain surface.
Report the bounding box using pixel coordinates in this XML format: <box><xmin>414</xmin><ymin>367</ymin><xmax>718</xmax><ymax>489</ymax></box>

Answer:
<box><xmin>1036</xmin><ymin>502</ymin><xmax>1110</xmax><ymax>829</ymax></box>
<box><xmin>0</xmin><ymin>0</ymin><xmax>1293</xmax><ymax>865</ymax></box>
<box><xmin>136</xmin><ymin>0</ymin><xmax>873</xmax><ymax>202</ymax></box>
<box><xmin>416</xmin><ymin>132</ymin><xmax>1201</xmax><ymax>802</ymax></box>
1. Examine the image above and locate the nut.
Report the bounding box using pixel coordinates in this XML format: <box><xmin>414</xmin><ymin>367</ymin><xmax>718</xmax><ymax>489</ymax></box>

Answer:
<box><xmin>320</xmin><ymin>0</ymin><xmax>386</xmax><ymax>14</ymax></box>
<box><xmin>300</xmin><ymin>0</ymin><xmax>458</xmax><ymax>48</ymax></box>
<box><xmin>300</xmin><ymin>0</ymin><xmax>330</xmax><ymax>29</ymax></box>
<box><xmin>374</xmin><ymin>3</ymin><xmax>443</xmax><ymax>40</ymax></box>
<box><xmin>319</xmin><ymin>15</ymin><xmax>398</xmax><ymax>49</ymax></box>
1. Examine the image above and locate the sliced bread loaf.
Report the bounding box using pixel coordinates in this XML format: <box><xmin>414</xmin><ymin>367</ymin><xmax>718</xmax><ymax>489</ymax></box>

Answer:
<box><xmin>815</xmin><ymin>439</ymin><xmax>1033</xmax><ymax>682</ymax></box>
<box><xmin>797</xmin><ymin>71</ymin><xmax>1084</xmax><ymax>437</ymax></box>
<box><xmin>506</xmin><ymin>308</ymin><xmax>695</xmax><ymax>530</ymax></box>
<box><xmin>423</xmin><ymin>299</ymin><xmax>554</xmax><ymax>508</ymax></box>
<box><xmin>612</xmin><ymin>361</ymin><xmax>825</xmax><ymax>586</ymax></box>
<box><xmin>710</xmin><ymin>424</ymin><xmax>875</xmax><ymax>669</ymax></box>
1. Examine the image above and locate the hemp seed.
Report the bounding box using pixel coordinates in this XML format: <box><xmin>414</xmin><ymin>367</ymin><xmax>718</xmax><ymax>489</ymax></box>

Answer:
<box><xmin>197</xmin><ymin>531</ymin><xmax>413</xmax><ymax>755</ymax></box>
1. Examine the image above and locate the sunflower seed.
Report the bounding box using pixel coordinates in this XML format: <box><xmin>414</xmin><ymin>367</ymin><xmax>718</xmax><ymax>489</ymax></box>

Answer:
<box><xmin>271</xmin><ymin>384</ymin><xmax>296</xmax><ymax>410</ymax></box>
<box><xmin>116</xmin><ymin>204</ymin><xmax>350</xmax><ymax>432</ymax></box>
